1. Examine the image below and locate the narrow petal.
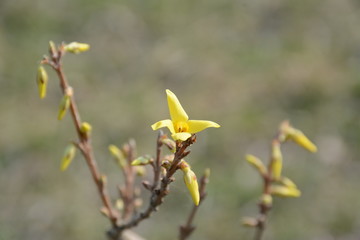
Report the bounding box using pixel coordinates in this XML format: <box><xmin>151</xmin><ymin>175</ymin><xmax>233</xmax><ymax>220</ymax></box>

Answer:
<box><xmin>166</xmin><ymin>89</ymin><xmax>188</xmax><ymax>122</ymax></box>
<box><xmin>187</xmin><ymin>120</ymin><xmax>220</xmax><ymax>134</ymax></box>
<box><xmin>151</xmin><ymin>119</ymin><xmax>175</xmax><ymax>133</ymax></box>
<box><xmin>171</xmin><ymin>132</ymin><xmax>192</xmax><ymax>141</ymax></box>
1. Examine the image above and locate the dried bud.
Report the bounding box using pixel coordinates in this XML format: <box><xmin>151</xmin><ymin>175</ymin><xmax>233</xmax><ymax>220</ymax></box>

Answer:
<box><xmin>57</xmin><ymin>87</ymin><xmax>73</xmax><ymax>120</ymax></box>
<box><xmin>80</xmin><ymin>122</ymin><xmax>92</xmax><ymax>135</ymax></box>
<box><xmin>134</xmin><ymin>198</ymin><xmax>143</xmax><ymax>208</ymax></box>
<box><xmin>131</xmin><ymin>155</ymin><xmax>153</xmax><ymax>166</ymax></box>
<box><xmin>108</xmin><ymin>145</ymin><xmax>127</xmax><ymax>168</ymax></box>
<box><xmin>182</xmin><ymin>167</ymin><xmax>200</xmax><ymax>206</ymax></box>
<box><xmin>260</xmin><ymin>194</ymin><xmax>272</xmax><ymax>207</ymax></box>
<box><xmin>161</xmin><ymin>137</ymin><xmax>176</xmax><ymax>152</ymax></box>
<box><xmin>271</xmin><ymin>185</ymin><xmax>301</xmax><ymax>198</ymax></box>
<box><xmin>60</xmin><ymin>144</ymin><xmax>76</xmax><ymax>171</ymax></box>
<box><xmin>142</xmin><ymin>181</ymin><xmax>152</xmax><ymax>190</ymax></box>
<box><xmin>64</xmin><ymin>42</ymin><xmax>90</xmax><ymax>54</ymax></box>
<box><xmin>36</xmin><ymin>65</ymin><xmax>48</xmax><ymax>99</ymax></box>
<box><xmin>242</xmin><ymin>217</ymin><xmax>258</xmax><ymax>227</ymax></box>
<box><xmin>245</xmin><ymin>154</ymin><xmax>267</xmax><ymax>176</ymax></box>
<box><xmin>270</xmin><ymin>141</ymin><xmax>283</xmax><ymax>180</ymax></box>
<box><xmin>161</xmin><ymin>160</ymin><xmax>172</xmax><ymax>170</ymax></box>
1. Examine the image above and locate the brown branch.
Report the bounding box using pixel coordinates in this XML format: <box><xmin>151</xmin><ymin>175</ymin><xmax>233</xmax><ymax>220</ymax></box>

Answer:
<box><xmin>121</xmin><ymin>140</ymin><xmax>136</xmax><ymax>220</ymax></box>
<box><xmin>112</xmin><ymin>135</ymin><xmax>196</xmax><ymax>236</ymax></box>
<box><xmin>179</xmin><ymin>169</ymin><xmax>209</xmax><ymax>240</ymax></box>
<box><xmin>47</xmin><ymin>45</ymin><xmax>119</xmax><ymax>235</ymax></box>
<box><xmin>152</xmin><ymin>131</ymin><xmax>164</xmax><ymax>190</ymax></box>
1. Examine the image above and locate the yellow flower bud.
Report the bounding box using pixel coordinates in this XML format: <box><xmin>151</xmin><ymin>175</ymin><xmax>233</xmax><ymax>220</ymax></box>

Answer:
<box><xmin>60</xmin><ymin>144</ymin><xmax>76</xmax><ymax>171</ymax></box>
<box><xmin>182</xmin><ymin>167</ymin><xmax>200</xmax><ymax>206</ymax></box>
<box><xmin>64</xmin><ymin>42</ymin><xmax>90</xmax><ymax>54</ymax></box>
<box><xmin>108</xmin><ymin>144</ymin><xmax>127</xmax><ymax>168</ymax></box>
<box><xmin>131</xmin><ymin>155</ymin><xmax>153</xmax><ymax>166</ymax></box>
<box><xmin>279</xmin><ymin>176</ymin><xmax>297</xmax><ymax>188</ymax></box>
<box><xmin>80</xmin><ymin>122</ymin><xmax>92</xmax><ymax>135</ymax></box>
<box><xmin>37</xmin><ymin>65</ymin><xmax>48</xmax><ymax>99</ymax></box>
<box><xmin>134</xmin><ymin>166</ymin><xmax>146</xmax><ymax>176</ymax></box>
<box><xmin>242</xmin><ymin>217</ymin><xmax>258</xmax><ymax>227</ymax></box>
<box><xmin>245</xmin><ymin>154</ymin><xmax>267</xmax><ymax>176</ymax></box>
<box><xmin>271</xmin><ymin>185</ymin><xmax>301</xmax><ymax>198</ymax></box>
<box><xmin>270</xmin><ymin>141</ymin><xmax>283</xmax><ymax>180</ymax></box>
<box><xmin>260</xmin><ymin>194</ymin><xmax>273</xmax><ymax>207</ymax></box>
<box><xmin>281</xmin><ymin>122</ymin><xmax>317</xmax><ymax>153</ymax></box>
<box><xmin>57</xmin><ymin>87</ymin><xmax>73</xmax><ymax>120</ymax></box>
<box><xmin>289</xmin><ymin>129</ymin><xmax>317</xmax><ymax>153</ymax></box>
<box><xmin>49</xmin><ymin>41</ymin><xmax>57</xmax><ymax>55</ymax></box>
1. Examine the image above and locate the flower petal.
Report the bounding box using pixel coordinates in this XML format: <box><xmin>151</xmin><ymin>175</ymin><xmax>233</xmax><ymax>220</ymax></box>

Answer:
<box><xmin>187</xmin><ymin>120</ymin><xmax>220</xmax><ymax>133</ymax></box>
<box><xmin>171</xmin><ymin>132</ymin><xmax>192</xmax><ymax>141</ymax></box>
<box><xmin>166</xmin><ymin>89</ymin><xmax>188</xmax><ymax>122</ymax></box>
<box><xmin>151</xmin><ymin>119</ymin><xmax>175</xmax><ymax>133</ymax></box>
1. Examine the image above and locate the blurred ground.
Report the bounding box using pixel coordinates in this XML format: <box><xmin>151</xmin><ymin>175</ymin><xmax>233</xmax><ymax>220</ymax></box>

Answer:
<box><xmin>1</xmin><ymin>0</ymin><xmax>360</xmax><ymax>239</ymax></box>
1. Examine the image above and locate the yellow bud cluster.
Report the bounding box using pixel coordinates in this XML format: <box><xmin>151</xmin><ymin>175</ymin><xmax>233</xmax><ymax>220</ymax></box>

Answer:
<box><xmin>64</xmin><ymin>42</ymin><xmax>90</xmax><ymax>54</ymax></box>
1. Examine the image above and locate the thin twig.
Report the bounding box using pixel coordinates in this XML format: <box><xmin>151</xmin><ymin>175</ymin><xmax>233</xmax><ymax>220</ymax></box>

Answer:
<box><xmin>114</xmin><ymin>135</ymin><xmax>196</xmax><ymax>235</ymax></box>
<box><xmin>121</xmin><ymin>140</ymin><xmax>136</xmax><ymax>220</ymax></box>
<box><xmin>47</xmin><ymin>45</ymin><xmax>119</xmax><ymax>236</ymax></box>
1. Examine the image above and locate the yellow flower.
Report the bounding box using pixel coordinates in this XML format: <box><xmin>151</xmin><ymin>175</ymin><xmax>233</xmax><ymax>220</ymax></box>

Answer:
<box><xmin>151</xmin><ymin>89</ymin><xmax>220</xmax><ymax>141</ymax></box>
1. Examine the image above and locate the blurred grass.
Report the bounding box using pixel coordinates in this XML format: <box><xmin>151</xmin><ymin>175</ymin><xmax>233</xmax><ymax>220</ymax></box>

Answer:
<box><xmin>1</xmin><ymin>0</ymin><xmax>360</xmax><ymax>239</ymax></box>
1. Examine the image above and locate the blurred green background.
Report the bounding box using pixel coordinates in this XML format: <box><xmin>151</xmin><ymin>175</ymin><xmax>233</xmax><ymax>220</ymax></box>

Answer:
<box><xmin>1</xmin><ymin>0</ymin><xmax>360</xmax><ymax>239</ymax></box>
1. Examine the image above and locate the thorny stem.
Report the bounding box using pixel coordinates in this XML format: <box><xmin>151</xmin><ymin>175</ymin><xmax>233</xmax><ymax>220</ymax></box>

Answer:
<box><xmin>253</xmin><ymin>132</ymin><xmax>284</xmax><ymax>240</ymax></box>
<box><xmin>46</xmin><ymin>45</ymin><xmax>119</xmax><ymax>236</ymax></box>
<box><xmin>113</xmin><ymin>135</ymin><xmax>196</xmax><ymax>236</ymax></box>
<box><xmin>179</xmin><ymin>171</ymin><xmax>209</xmax><ymax>240</ymax></box>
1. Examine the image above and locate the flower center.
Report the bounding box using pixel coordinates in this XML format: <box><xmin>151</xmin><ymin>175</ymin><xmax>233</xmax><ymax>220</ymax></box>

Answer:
<box><xmin>175</xmin><ymin>121</ymin><xmax>189</xmax><ymax>133</ymax></box>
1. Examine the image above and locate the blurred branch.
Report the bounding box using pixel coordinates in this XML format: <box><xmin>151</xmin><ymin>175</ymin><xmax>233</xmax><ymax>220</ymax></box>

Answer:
<box><xmin>112</xmin><ymin>135</ymin><xmax>196</xmax><ymax>237</ymax></box>
<box><xmin>42</xmin><ymin>43</ymin><xmax>119</xmax><ymax>236</ymax></box>
<box><xmin>244</xmin><ymin>121</ymin><xmax>317</xmax><ymax>240</ymax></box>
